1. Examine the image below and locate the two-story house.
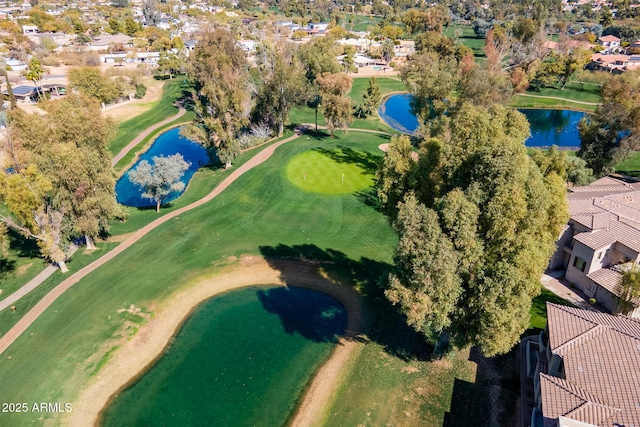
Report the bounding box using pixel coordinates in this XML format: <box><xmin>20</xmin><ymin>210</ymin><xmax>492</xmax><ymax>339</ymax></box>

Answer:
<box><xmin>597</xmin><ymin>35</ymin><xmax>621</xmax><ymax>52</ymax></box>
<box><xmin>549</xmin><ymin>176</ymin><xmax>640</xmax><ymax>318</ymax></box>
<box><xmin>529</xmin><ymin>303</ymin><xmax>640</xmax><ymax>427</ymax></box>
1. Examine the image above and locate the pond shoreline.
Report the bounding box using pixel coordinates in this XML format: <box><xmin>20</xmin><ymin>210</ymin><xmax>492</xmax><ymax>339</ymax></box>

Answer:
<box><xmin>68</xmin><ymin>256</ymin><xmax>367</xmax><ymax>427</ymax></box>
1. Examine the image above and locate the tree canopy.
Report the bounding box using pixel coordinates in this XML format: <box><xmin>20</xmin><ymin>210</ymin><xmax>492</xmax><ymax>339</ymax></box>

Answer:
<box><xmin>578</xmin><ymin>72</ymin><xmax>640</xmax><ymax>176</ymax></box>
<box><xmin>128</xmin><ymin>154</ymin><xmax>190</xmax><ymax>213</ymax></box>
<box><xmin>378</xmin><ymin>104</ymin><xmax>569</xmax><ymax>356</ymax></box>
<box><xmin>185</xmin><ymin>29</ymin><xmax>251</xmax><ymax>168</ymax></box>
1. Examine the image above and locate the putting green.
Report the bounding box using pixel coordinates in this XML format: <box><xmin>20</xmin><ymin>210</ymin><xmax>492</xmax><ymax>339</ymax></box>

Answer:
<box><xmin>286</xmin><ymin>147</ymin><xmax>375</xmax><ymax>194</ymax></box>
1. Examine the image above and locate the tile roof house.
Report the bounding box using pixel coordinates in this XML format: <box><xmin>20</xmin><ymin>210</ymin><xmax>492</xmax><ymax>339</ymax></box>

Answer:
<box><xmin>549</xmin><ymin>176</ymin><xmax>640</xmax><ymax>318</ymax></box>
<box><xmin>598</xmin><ymin>35</ymin><xmax>621</xmax><ymax>52</ymax></box>
<box><xmin>529</xmin><ymin>303</ymin><xmax>640</xmax><ymax>427</ymax></box>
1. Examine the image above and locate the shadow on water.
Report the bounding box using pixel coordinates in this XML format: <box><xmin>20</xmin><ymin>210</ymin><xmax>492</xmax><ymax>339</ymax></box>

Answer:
<box><xmin>258</xmin><ymin>243</ymin><xmax>432</xmax><ymax>362</ymax></box>
<box><xmin>314</xmin><ymin>145</ymin><xmax>382</xmax><ymax>174</ymax></box>
<box><xmin>256</xmin><ymin>287</ymin><xmax>346</xmax><ymax>343</ymax></box>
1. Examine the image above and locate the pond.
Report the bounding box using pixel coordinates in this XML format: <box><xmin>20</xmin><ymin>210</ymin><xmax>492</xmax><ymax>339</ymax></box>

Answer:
<box><xmin>100</xmin><ymin>286</ymin><xmax>347</xmax><ymax>427</ymax></box>
<box><xmin>378</xmin><ymin>94</ymin><xmax>586</xmax><ymax>148</ymax></box>
<box><xmin>116</xmin><ymin>127</ymin><xmax>210</xmax><ymax>207</ymax></box>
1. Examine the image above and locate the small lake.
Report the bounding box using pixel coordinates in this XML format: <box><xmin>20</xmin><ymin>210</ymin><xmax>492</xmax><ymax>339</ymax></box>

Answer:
<box><xmin>100</xmin><ymin>286</ymin><xmax>347</xmax><ymax>427</ymax></box>
<box><xmin>379</xmin><ymin>94</ymin><xmax>586</xmax><ymax>148</ymax></box>
<box><xmin>116</xmin><ymin>127</ymin><xmax>210</xmax><ymax>207</ymax></box>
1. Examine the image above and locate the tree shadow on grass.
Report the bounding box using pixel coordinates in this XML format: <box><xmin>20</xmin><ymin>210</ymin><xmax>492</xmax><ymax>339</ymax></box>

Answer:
<box><xmin>6</xmin><ymin>228</ymin><xmax>40</xmax><ymax>259</ymax></box>
<box><xmin>258</xmin><ymin>243</ymin><xmax>432</xmax><ymax>362</ymax></box>
<box><xmin>354</xmin><ymin>187</ymin><xmax>382</xmax><ymax>211</ymax></box>
<box><xmin>314</xmin><ymin>145</ymin><xmax>382</xmax><ymax>174</ymax></box>
<box><xmin>443</xmin><ymin>346</ymin><xmax>520</xmax><ymax>427</ymax></box>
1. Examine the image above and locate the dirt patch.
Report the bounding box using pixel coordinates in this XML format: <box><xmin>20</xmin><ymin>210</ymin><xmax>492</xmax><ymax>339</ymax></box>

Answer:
<box><xmin>67</xmin><ymin>257</ymin><xmax>367</xmax><ymax>427</ymax></box>
<box><xmin>15</xmin><ymin>263</ymin><xmax>33</xmax><ymax>277</ymax></box>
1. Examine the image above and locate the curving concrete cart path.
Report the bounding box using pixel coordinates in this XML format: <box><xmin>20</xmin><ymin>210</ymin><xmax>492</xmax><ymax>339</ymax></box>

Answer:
<box><xmin>0</xmin><ymin>130</ymin><xmax>302</xmax><ymax>355</ymax></box>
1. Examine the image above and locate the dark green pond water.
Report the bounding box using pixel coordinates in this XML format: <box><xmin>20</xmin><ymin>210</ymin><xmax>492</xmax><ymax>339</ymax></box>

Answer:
<box><xmin>100</xmin><ymin>286</ymin><xmax>347</xmax><ymax>427</ymax></box>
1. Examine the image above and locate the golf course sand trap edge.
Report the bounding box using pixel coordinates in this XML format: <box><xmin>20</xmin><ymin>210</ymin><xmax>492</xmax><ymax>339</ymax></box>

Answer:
<box><xmin>67</xmin><ymin>256</ymin><xmax>367</xmax><ymax>427</ymax></box>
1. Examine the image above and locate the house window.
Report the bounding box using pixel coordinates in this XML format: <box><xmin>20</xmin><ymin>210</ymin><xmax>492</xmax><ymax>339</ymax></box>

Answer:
<box><xmin>573</xmin><ymin>256</ymin><xmax>587</xmax><ymax>272</ymax></box>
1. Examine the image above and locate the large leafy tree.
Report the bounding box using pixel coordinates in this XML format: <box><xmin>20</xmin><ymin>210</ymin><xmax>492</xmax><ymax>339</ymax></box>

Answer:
<box><xmin>378</xmin><ymin>104</ymin><xmax>569</xmax><ymax>356</ymax></box>
<box><xmin>0</xmin><ymin>130</ymin><xmax>70</xmax><ymax>272</ymax></box>
<box><xmin>68</xmin><ymin>67</ymin><xmax>121</xmax><ymax>104</ymax></box>
<box><xmin>316</xmin><ymin>73</ymin><xmax>354</xmax><ymax>137</ymax></box>
<box><xmin>128</xmin><ymin>154</ymin><xmax>190</xmax><ymax>213</ymax></box>
<box><xmin>578</xmin><ymin>73</ymin><xmax>640</xmax><ymax>176</ymax></box>
<box><xmin>185</xmin><ymin>29</ymin><xmax>251</xmax><ymax>168</ymax></box>
<box><xmin>8</xmin><ymin>95</ymin><xmax>119</xmax><ymax>249</ymax></box>
<box><xmin>253</xmin><ymin>41</ymin><xmax>308</xmax><ymax>137</ymax></box>
<box><xmin>359</xmin><ymin>76</ymin><xmax>381</xmax><ymax>118</ymax></box>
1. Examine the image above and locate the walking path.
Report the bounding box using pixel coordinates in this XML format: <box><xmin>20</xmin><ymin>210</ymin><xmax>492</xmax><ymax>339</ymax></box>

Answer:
<box><xmin>540</xmin><ymin>269</ymin><xmax>605</xmax><ymax>311</ymax></box>
<box><xmin>517</xmin><ymin>93</ymin><xmax>601</xmax><ymax>106</ymax></box>
<box><xmin>110</xmin><ymin>107</ymin><xmax>187</xmax><ymax>166</ymax></box>
<box><xmin>0</xmin><ymin>245</ymin><xmax>77</xmax><ymax>311</ymax></box>
<box><xmin>0</xmin><ymin>130</ymin><xmax>301</xmax><ymax>355</ymax></box>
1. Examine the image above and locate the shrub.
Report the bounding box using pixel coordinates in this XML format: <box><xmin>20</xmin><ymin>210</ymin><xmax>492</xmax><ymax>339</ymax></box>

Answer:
<box><xmin>589</xmin><ymin>298</ymin><xmax>597</xmax><ymax>305</ymax></box>
<box><xmin>569</xmin><ymin>282</ymin><xmax>576</xmax><ymax>288</ymax></box>
<box><xmin>134</xmin><ymin>84</ymin><xmax>147</xmax><ymax>99</ymax></box>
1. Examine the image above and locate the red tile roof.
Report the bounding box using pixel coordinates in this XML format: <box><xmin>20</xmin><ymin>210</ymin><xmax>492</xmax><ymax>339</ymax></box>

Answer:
<box><xmin>541</xmin><ymin>303</ymin><xmax>640</xmax><ymax>426</ymax></box>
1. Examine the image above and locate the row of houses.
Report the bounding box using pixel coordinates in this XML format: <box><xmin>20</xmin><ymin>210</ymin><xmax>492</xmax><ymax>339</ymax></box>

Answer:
<box><xmin>525</xmin><ymin>175</ymin><xmax>640</xmax><ymax>426</ymax></box>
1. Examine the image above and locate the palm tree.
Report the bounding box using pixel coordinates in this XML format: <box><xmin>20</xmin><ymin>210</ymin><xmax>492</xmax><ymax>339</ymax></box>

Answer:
<box><xmin>381</xmin><ymin>38</ymin><xmax>395</xmax><ymax>64</ymax></box>
<box><xmin>25</xmin><ymin>58</ymin><xmax>44</xmax><ymax>100</ymax></box>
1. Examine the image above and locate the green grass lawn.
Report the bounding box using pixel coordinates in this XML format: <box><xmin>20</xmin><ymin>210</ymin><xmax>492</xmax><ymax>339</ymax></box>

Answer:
<box><xmin>524</xmin><ymin>84</ymin><xmax>602</xmax><ymax>104</ymax></box>
<box><xmin>342</xmin><ymin>14</ymin><xmax>383</xmax><ymax>32</ymax></box>
<box><xmin>0</xmin><ymin>241</ymin><xmax>119</xmax><ymax>336</ymax></box>
<box><xmin>0</xmin><ymin>130</ymin><xmax>398</xmax><ymax>426</ymax></box>
<box><xmin>109</xmin><ymin>78</ymin><xmax>188</xmax><ymax>157</ymax></box>
<box><xmin>286</xmin><ymin>148</ymin><xmax>376</xmax><ymax>194</ymax></box>
<box><xmin>511</xmin><ymin>95</ymin><xmax>598</xmax><ymax>112</ymax></box>
<box><xmin>113</xmin><ymin>111</ymin><xmax>196</xmax><ymax>175</ymax></box>
<box><xmin>616</xmin><ymin>152</ymin><xmax>640</xmax><ymax>177</ymax></box>
<box><xmin>289</xmin><ymin>77</ymin><xmax>405</xmax><ymax>134</ymax></box>
<box><xmin>0</xmin><ymin>230</ymin><xmax>47</xmax><ymax>302</ymax></box>
<box><xmin>444</xmin><ymin>24</ymin><xmax>486</xmax><ymax>58</ymax></box>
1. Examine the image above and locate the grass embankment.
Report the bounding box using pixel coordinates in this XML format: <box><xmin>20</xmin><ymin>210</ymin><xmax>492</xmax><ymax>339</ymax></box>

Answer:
<box><xmin>513</xmin><ymin>83</ymin><xmax>601</xmax><ymax>113</ymax></box>
<box><xmin>289</xmin><ymin>76</ymin><xmax>405</xmax><ymax>133</ymax></box>
<box><xmin>322</xmin><ymin>285</ymin><xmax>575</xmax><ymax>426</ymax></box>
<box><xmin>0</xmin><ymin>131</ymin><xmax>398</xmax><ymax>427</ymax></box>
<box><xmin>0</xmin><ymin>242</ymin><xmax>119</xmax><ymax>336</ymax></box>
<box><xmin>112</xmin><ymin>111</ymin><xmax>196</xmax><ymax>175</ymax></box>
<box><xmin>109</xmin><ymin>78</ymin><xmax>187</xmax><ymax>157</ymax></box>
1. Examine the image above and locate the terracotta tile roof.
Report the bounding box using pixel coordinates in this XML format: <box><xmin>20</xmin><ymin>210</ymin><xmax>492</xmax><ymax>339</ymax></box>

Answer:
<box><xmin>586</xmin><ymin>268</ymin><xmax>622</xmax><ymax>295</ymax></box>
<box><xmin>542</xmin><ymin>303</ymin><xmax>640</xmax><ymax>427</ymax></box>
<box><xmin>540</xmin><ymin>374</ymin><xmax>621</xmax><ymax>426</ymax></box>
<box><xmin>599</xmin><ymin>35</ymin><xmax>621</xmax><ymax>43</ymax></box>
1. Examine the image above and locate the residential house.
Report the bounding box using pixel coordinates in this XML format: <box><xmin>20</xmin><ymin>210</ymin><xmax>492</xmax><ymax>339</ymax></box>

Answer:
<box><xmin>309</xmin><ymin>22</ymin><xmax>329</xmax><ymax>31</ymax></box>
<box><xmin>597</xmin><ymin>35</ymin><xmax>621</xmax><ymax>52</ymax></box>
<box><xmin>527</xmin><ymin>303</ymin><xmax>640</xmax><ymax>427</ymax></box>
<box><xmin>549</xmin><ymin>176</ymin><xmax>640</xmax><ymax>318</ymax></box>
<box><xmin>336</xmin><ymin>53</ymin><xmax>386</xmax><ymax>68</ymax></box>
<box><xmin>590</xmin><ymin>53</ymin><xmax>640</xmax><ymax>73</ymax></box>
<box><xmin>237</xmin><ymin>39</ymin><xmax>257</xmax><ymax>53</ymax></box>
<box><xmin>21</xmin><ymin>24</ymin><xmax>38</xmax><ymax>34</ymax></box>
